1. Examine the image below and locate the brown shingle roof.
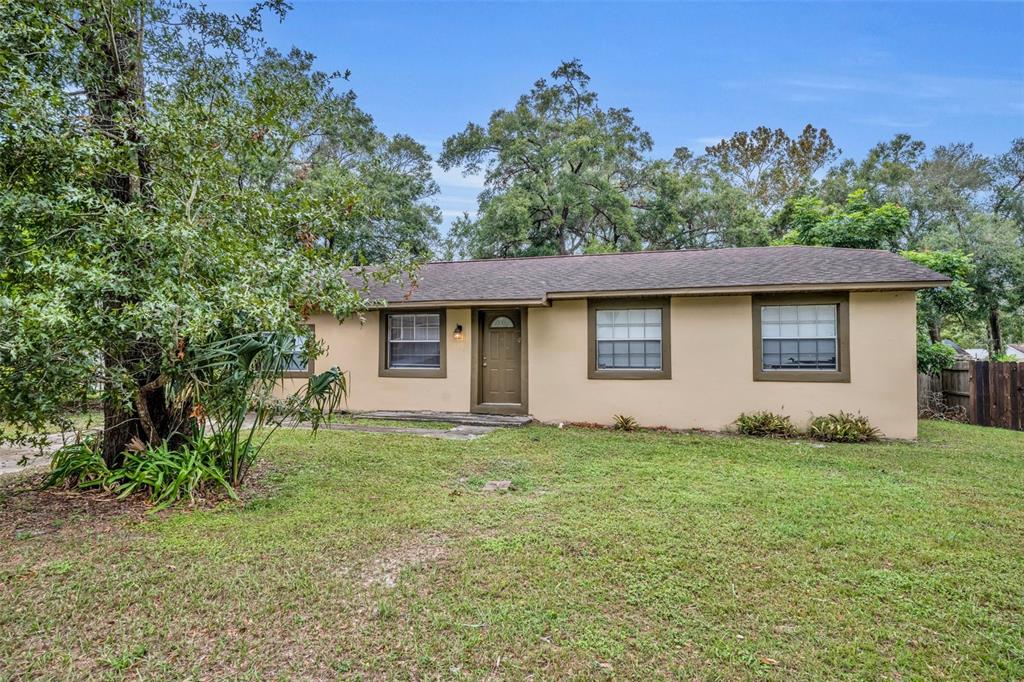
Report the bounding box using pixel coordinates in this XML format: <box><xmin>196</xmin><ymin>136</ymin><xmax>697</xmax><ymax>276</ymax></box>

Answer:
<box><xmin>363</xmin><ymin>246</ymin><xmax>952</xmax><ymax>306</ymax></box>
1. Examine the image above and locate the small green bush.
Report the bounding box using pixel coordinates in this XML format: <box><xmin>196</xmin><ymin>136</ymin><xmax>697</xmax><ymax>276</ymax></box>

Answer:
<box><xmin>47</xmin><ymin>436</ymin><xmax>236</xmax><ymax>509</ymax></box>
<box><xmin>734</xmin><ymin>411</ymin><xmax>798</xmax><ymax>438</ymax></box>
<box><xmin>46</xmin><ymin>440</ymin><xmax>108</xmax><ymax>488</ymax></box>
<box><xmin>106</xmin><ymin>439</ymin><xmax>236</xmax><ymax>509</ymax></box>
<box><xmin>808</xmin><ymin>412</ymin><xmax>879</xmax><ymax>443</ymax></box>
<box><xmin>612</xmin><ymin>415</ymin><xmax>639</xmax><ymax>432</ymax></box>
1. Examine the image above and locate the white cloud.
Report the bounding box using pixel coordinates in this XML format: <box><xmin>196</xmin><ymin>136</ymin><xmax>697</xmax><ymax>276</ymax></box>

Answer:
<box><xmin>432</xmin><ymin>163</ymin><xmax>486</xmax><ymax>190</ymax></box>
<box><xmin>850</xmin><ymin>115</ymin><xmax>933</xmax><ymax>129</ymax></box>
<box><xmin>694</xmin><ymin>136</ymin><xmax>724</xmax><ymax>148</ymax></box>
<box><xmin>727</xmin><ymin>73</ymin><xmax>1023</xmax><ymax>116</ymax></box>
<box><xmin>777</xmin><ymin>74</ymin><xmax>1024</xmax><ymax>113</ymax></box>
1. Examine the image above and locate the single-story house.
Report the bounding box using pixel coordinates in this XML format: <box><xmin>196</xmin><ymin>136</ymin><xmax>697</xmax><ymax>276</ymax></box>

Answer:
<box><xmin>280</xmin><ymin>246</ymin><xmax>951</xmax><ymax>439</ymax></box>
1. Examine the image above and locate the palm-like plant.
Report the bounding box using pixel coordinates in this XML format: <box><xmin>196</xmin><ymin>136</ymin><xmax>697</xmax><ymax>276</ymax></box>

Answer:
<box><xmin>166</xmin><ymin>331</ymin><xmax>347</xmax><ymax>485</ymax></box>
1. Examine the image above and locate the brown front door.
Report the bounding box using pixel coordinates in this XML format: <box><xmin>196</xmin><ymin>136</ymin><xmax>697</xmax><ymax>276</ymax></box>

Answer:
<box><xmin>480</xmin><ymin>310</ymin><xmax>522</xmax><ymax>406</ymax></box>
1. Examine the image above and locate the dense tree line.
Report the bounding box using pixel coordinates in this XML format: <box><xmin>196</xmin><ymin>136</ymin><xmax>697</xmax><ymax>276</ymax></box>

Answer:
<box><xmin>440</xmin><ymin>61</ymin><xmax>1024</xmax><ymax>355</ymax></box>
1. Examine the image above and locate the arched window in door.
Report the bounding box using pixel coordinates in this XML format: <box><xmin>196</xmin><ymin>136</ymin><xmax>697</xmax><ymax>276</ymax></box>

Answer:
<box><xmin>490</xmin><ymin>316</ymin><xmax>515</xmax><ymax>329</ymax></box>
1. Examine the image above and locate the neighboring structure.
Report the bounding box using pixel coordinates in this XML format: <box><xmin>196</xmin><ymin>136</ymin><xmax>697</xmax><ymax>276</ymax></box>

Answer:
<box><xmin>280</xmin><ymin>246</ymin><xmax>951</xmax><ymax>439</ymax></box>
<box><xmin>944</xmin><ymin>341</ymin><xmax>1024</xmax><ymax>361</ymax></box>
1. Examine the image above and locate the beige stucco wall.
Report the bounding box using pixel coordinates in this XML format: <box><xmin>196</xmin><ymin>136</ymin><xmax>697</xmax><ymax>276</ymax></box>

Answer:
<box><xmin>527</xmin><ymin>292</ymin><xmax>918</xmax><ymax>439</ymax></box>
<box><xmin>285</xmin><ymin>291</ymin><xmax>918</xmax><ymax>438</ymax></box>
<box><xmin>276</xmin><ymin>309</ymin><xmax>474</xmax><ymax>413</ymax></box>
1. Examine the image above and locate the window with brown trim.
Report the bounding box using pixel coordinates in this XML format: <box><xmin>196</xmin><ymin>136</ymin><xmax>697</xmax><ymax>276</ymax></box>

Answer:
<box><xmin>378</xmin><ymin>309</ymin><xmax>447</xmax><ymax>378</ymax></box>
<box><xmin>752</xmin><ymin>293</ymin><xmax>850</xmax><ymax>383</ymax></box>
<box><xmin>587</xmin><ymin>298</ymin><xmax>671</xmax><ymax>380</ymax></box>
<box><xmin>282</xmin><ymin>324</ymin><xmax>315</xmax><ymax>378</ymax></box>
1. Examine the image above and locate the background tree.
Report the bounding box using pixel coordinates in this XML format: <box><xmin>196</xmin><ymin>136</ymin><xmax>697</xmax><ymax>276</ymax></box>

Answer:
<box><xmin>632</xmin><ymin>149</ymin><xmax>769</xmax><ymax>249</ymax></box>
<box><xmin>923</xmin><ymin>214</ymin><xmax>1024</xmax><ymax>353</ymax></box>
<box><xmin>900</xmin><ymin>250</ymin><xmax>976</xmax><ymax>343</ymax></box>
<box><xmin>773</xmin><ymin>190</ymin><xmax>908</xmax><ymax>250</ymax></box>
<box><xmin>992</xmin><ymin>138</ymin><xmax>1024</xmax><ymax>227</ymax></box>
<box><xmin>439</xmin><ymin>60</ymin><xmax>655</xmax><ymax>257</ymax></box>
<box><xmin>702</xmin><ymin>124</ymin><xmax>839</xmax><ymax>217</ymax></box>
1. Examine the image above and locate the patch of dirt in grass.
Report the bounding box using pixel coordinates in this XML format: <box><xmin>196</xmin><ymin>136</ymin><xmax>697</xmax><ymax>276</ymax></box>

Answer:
<box><xmin>0</xmin><ymin>460</ymin><xmax>294</xmax><ymax>541</ymax></box>
<box><xmin>358</xmin><ymin>532</ymin><xmax>449</xmax><ymax>588</ymax></box>
<box><xmin>0</xmin><ymin>471</ymin><xmax>151</xmax><ymax>540</ymax></box>
<box><xmin>237</xmin><ymin>459</ymin><xmax>293</xmax><ymax>504</ymax></box>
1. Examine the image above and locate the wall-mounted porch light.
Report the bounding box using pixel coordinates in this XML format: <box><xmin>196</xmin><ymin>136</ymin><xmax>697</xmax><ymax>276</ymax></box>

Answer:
<box><xmin>452</xmin><ymin>324</ymin><xmax>464</xmax><ymax>340</ymax></box>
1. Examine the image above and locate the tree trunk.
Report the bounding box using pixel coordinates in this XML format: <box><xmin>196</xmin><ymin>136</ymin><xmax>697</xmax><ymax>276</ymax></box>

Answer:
<box><xmin>928</xmin><ymin>318</ymin><xmax>941</xmax><ymax>344</ymax></box>
<box><xmin>84</xmin><ymin>8</ymin><xmax>168</xmax><ymax>463</ymax></box>
<box><xmin>559</xmin><ymin>206</ymin><xmax>570</xmax><ymax>255</ymax></box>
<box><xmin>989</xmin><ymin>307</ymin><xmax>1003</xmax><ymax>354</ymax></box>
<box><xmin>101</xmin><ymin>342</ymin><xmax>176</xmax><ymax>468</ymax></box>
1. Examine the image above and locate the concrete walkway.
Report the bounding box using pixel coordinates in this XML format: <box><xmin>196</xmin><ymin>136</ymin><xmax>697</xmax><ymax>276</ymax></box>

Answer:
<box><xmin>0</xmin><ymin>430</ymin><xmax>91</xmax><ymax>477</ymax></box>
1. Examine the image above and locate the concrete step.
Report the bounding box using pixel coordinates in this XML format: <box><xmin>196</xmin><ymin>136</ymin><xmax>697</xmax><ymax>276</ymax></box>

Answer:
<box><xmin>354</xmin><ymin>410</ymin><xmax>533</xmax><ymax>428</ymax></box>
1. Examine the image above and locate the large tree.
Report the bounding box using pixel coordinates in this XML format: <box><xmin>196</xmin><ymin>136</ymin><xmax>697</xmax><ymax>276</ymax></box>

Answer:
<box><xmin>702</xmin><ymin>124</ymin><xmax>839</xmax><ymax>217</ymax></box>
<box><xmin>631</xmin><ymin>149</ymin><xmax>769</xmax><ymax>250</ymax></box>
<box><xmin>0</xmin><ymin>1</ymin><xmax>429</xmax><ymax>463</ymax></box>
<box><xmin>821</xmin><ymin>135</ymin><xmax>991</xmax><ymax>249</ymax></box>
<box><xmin>439</xmin><ymin>60</ymin><xmax>656</xmax><ymax>258</ymax></box>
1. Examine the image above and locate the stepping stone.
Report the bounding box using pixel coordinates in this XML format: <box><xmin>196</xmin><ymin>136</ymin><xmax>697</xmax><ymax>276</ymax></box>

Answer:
<box><xmin>482</xmin><ymin>480</ymin><xmax>512</xmax><ymax>492</ymax></box>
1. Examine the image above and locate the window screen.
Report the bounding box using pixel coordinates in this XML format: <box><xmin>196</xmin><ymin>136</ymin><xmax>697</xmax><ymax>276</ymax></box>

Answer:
<box><xmin>595</xmin><ymin>309</ymin><xmax>662</xmax><ymax>370</ymax></box>
<box><xmin>387</xmin><ymin>313</ymin><xmax>441</xmax><ymax>368</ymax></box>
<box><xmin>761</xmin><ymin>304</ymin><xmax>837</xmax><ymax>371</ymax></box>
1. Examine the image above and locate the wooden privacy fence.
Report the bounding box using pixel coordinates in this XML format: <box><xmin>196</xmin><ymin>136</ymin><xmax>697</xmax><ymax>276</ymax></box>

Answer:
<box><xmin>919</xmin><ymin>360</ymin><xmax>1024</xmax><ymax>430</ymax></box>
<box><xmin>968</xmin><ymin>360</ymin><xmax>1024</xmax><ymax>430</ymax></box>
<box><xmin>918</xmin><ymin>360</ymin><xmax>969</xmax><ymax>413</ymax></box>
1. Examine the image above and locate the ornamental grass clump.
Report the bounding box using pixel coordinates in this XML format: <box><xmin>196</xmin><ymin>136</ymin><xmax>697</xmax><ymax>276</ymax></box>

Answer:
<box><xmin>734</xmin><ymin>411</ymin><xmax>799</xmax><ymax>438</ymax></box>
<box><xmin>612</xmin><ymin>415</ymin><xmax>640</xmax><ymax>432</ymax></box>
<box><xmin>48</xmin><ymin>435</ymin><xmax>235</xmax><ymax>510</ymax></box>
<box><xmin>809</xmin><ymin>412</ymin><xmax>880</xmax><ymax>443</ymax></box>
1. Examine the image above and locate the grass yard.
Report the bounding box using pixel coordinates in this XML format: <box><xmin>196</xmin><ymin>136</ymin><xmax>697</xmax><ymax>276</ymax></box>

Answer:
<box><xmin>1</xmin><ymin>421</ymin><xmax>1022</xmax><ymax>680</ymax></box>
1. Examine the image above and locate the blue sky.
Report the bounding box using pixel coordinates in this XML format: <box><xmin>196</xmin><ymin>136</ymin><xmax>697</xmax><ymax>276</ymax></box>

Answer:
<box><xmin>241</xmin><ymin>1</ymin><xmax>1024</xmax><ymax>227</ymax></box>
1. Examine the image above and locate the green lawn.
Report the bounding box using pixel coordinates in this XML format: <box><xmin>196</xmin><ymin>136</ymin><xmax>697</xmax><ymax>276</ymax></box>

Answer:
<box><xmin>1</xmin><ymin>421</ymin><xmax>1022</xmax><ymax>679</ymax></box>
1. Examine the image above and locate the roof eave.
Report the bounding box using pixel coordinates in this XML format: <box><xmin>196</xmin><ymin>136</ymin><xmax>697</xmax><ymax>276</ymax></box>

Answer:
<box><xmin>545</xmin><ymin>279</ymin><xmax>952</xmax><ymax>299</ymax></box>
<box><xmin>366</xmin><ymin>297</ymin><xmax>548</xmax><ymax>310</ymax></box>
<box><xmin>368</xmin><ymin>279</ymin><xmax>952</xmax><ymax>307</ymax></box>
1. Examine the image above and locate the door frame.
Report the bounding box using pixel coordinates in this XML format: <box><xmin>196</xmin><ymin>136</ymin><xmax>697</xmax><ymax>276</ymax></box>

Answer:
<box><xmin>470</xmin><ymin>307</ymin><xmax>529</xmax><ymax>415</ymax></box>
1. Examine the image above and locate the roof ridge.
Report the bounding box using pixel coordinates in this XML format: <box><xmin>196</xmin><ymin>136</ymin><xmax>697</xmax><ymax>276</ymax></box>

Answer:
<box><xmin>423</xmin><ymin>245</ymin><xmax>895</xmax><ymax>267</ymax></box>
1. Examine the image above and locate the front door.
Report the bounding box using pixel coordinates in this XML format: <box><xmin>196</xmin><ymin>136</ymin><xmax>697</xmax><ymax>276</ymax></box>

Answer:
<box><xmin>480</xmin><ymin>310</ymin><xmax>522</xmax><ymax>406</ymax></box>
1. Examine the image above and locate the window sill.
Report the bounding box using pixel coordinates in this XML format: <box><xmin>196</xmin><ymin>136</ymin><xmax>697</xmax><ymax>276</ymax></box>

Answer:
<box><xmin>753</xmin><ymin>369</ymin><xmax>850</xmax><ymax>383</ymax></box>
<box><xmin>379</xmin><ymin>367</ymin><xmax>446</xmax><ymax>379</ymax></box>
<box><xmin>588</xmin><ymin>369</ymin><xmax>671</xmax><ymax>380</ymax></box>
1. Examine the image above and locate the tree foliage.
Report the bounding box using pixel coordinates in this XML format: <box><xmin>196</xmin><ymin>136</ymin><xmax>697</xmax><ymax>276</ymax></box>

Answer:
<box><xmin>901</xmin><ymin>250</ymin><xmax>975</xmax><ymax>342</ymax></box>
<box><xmin>0</xmin><ymin>1</ymin><xmax>435</xmax><ymax>463</ymax></box>
<box><xmin>703</xmin><ymin>124</ymin><xmax>839</xmax><ymax>215</ymax></box>
<box><xmin>439</xmin><ymin>60</ymin><xmax>655</xmax><ymax>257</ymax></box>
<box><xmin>774</xmin><ymin>190</ymin><xmax>908</xmax><ymax>250</ymax></box>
